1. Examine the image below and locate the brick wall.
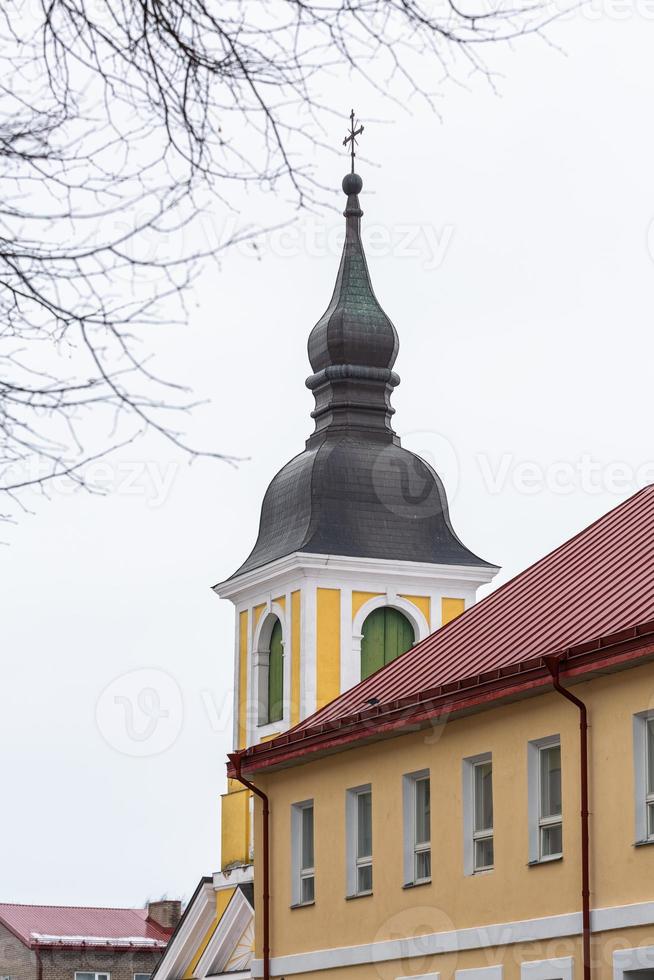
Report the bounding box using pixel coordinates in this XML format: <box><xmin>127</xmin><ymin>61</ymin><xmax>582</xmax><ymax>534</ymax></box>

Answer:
<box><xmin>0</xmin><ymin>923</ymin><xmax>38</xmax><ymax>980</ymax></box>
<box><xmin>15</xmin><ymin>946</ymin><xmax>163</xmax><ymax>980</ymax></box>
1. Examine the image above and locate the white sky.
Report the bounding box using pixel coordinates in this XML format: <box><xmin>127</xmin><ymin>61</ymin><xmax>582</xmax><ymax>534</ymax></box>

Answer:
<box><xmin>3</xmin><ymin>9</ymin><xmax>654</xmax><ymax>907</ymax></box>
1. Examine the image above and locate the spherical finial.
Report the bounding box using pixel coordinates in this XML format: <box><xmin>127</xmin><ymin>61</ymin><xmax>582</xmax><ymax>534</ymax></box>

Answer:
<box><xmin>342</xmin><ymin>172</ymin><xmax>363</xmax><ymax>196</ymax></box>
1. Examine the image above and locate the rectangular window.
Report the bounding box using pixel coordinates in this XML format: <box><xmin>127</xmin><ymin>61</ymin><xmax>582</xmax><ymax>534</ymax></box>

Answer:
<box><xmin>346</xmin><ymin>785</ymin><xmax>373</xmax><ymax>895</ymax></box>
<box><xmin>76</xmin><ymin>974</ymin><xmax>110</xmax><ymax>980</ymax></box>
<box><xmin>402</xmin><ymin>770</ymin><xmax>431</xmax><ymax>885</ymax></box>
<box><xmin>473</xmin><ymin>759</ymin><xmax>494</xmax><ymax>871</ymax></box>
<box><xmin>539</xmin><ymin>742</ymin><xmax>562</xmax><ymax>858</ymax></box>
<box><xmin>647</xmin><ymin>718</ymin><xmax>654</xmax><ymax>838</ymax></box>
<box><xmin>463</xmin><ymin>752</ymin><xmax>493</xmax><ymax>875</ymax></box>
<box><xmin>528</xmin><ymin>735</ymin><xmax>562</xmax><ymax>863</ymax></box>
<box><xmin>134</xmin><ymin>974</ymin><xmax>152</xmax><ymax>980</ymax></box>
<box><xmin>291</xmin><ymin>800</ymin><xmax>315</xmax><ymax>905</ymax></box>
<box><xmin>633</xmin><ymin>711</ymin><xmax>654</xmax><ymax>843</ymax></box>
<box><xmin>413</xmin><ymin>776</ymin><xmax>431</xmax><ymax>882</ymax></box>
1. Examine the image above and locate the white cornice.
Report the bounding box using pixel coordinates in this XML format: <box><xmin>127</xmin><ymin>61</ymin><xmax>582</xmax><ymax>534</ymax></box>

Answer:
<box><xmin>214</xmin><ymin>552</ymin><xmax>499</xmax><ymax>603</ymax></box>
<box><xmin>213</xmin><ymin>866</ymin><xmax>253</xmax><ymax>890</ymax></box>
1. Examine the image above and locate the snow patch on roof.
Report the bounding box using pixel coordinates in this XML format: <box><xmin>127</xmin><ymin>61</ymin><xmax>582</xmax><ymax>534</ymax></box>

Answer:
<box><xmin>30</xmin><ymin>934</ymin><xmax>166</xmax><ymax>947</ymax></box>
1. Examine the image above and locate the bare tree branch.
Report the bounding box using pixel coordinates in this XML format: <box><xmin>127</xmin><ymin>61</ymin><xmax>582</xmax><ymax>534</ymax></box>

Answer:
<box><xmin>0</xmin><ymin>0</ymin><xmax>571</xmax><ymax>521</ymax></box>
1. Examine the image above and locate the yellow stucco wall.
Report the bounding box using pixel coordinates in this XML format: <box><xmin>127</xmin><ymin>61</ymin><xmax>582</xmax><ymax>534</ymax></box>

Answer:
<box><xmin>220</xmin><ymin>785</ymin><xmax>250</xmax><ymax>869</ymax></box>
<box><xmin>291</xmin><ymin>589</ymin><xmax>302</xmax><ymax>726</ymax></box>
<box><xmin>442</xmin><ymin>595</ymin><xmax>465</xmax><ymax>625</ymax></box>
<box><xmin>253</xmin><ymin>602</ymin><xmax>266</xmax><ymax>631</ymax></box>
<box><xmin>316</xmin><ymin>588</ymin><xmax>341</xmax><ymax>709</ymax></box>
<box><xmin>237</xmin><ymin>609</ymin><xmax>248</xmax><ymax>750</ymax></box>
<box><xmin>253</xmin><ymin>661</ymin><xmax>654</xmax><ymax>974</ymax></box>
<box><xmin>352</xmin><ymin>590</ymin><xmax>382</xmax><ymax>619</ymax></box>
<box><xmin>400</xmin><ymin>593</ymin><xmax>431</xmax><ymax>626</ymax></box>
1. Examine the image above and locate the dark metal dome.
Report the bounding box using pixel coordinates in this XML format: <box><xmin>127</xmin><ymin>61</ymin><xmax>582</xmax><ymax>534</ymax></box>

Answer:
<box><xmin>229</xmin><ymin>172</ymin><xmax>494</xmax><ymax>580</ymax></box>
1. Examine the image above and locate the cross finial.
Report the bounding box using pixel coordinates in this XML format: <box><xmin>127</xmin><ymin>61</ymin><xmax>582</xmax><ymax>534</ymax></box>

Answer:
<box><xmin>343</xmin><ymin>109</ymin><xmax>364</xmax><ymax>174</ymax></box>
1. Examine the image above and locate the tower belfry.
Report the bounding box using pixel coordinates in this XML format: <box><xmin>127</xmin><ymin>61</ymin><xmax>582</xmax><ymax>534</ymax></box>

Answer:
<box><xmin>154</xmin><ymin>122</ymin><xmax>499</xmax><ymax>980</ymax></box>
<box><xmin>214</xmin><ymin>144</ymin><xmax>497</xmax><ymax>874</ymax></box>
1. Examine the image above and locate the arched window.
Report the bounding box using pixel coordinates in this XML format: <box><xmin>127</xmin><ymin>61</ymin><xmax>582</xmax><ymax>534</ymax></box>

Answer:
<box><xmin>267</xmin><ymin>618</ymin><xmax>284</xmax><ymax>723</ymax></box>
<box><xmin>361</xmin><ymin>607</ymin><xmax>415</xmax><ymax>680</ymax></box>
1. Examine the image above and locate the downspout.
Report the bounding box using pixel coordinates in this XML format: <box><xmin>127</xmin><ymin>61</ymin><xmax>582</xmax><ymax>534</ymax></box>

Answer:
<box><xmin>544</xmin><ymin>655</ymin><xmax>591</xmax><ymax>980</ymax></box>
<box><xmin>228</xmin><ymin>752</ymin><xmax>270</xmax><ymax>980</ymax></box>
<box><xmin>34</xmin><ymin>945</ymin><xmax>43</xmax><ymax>980</ymax></box>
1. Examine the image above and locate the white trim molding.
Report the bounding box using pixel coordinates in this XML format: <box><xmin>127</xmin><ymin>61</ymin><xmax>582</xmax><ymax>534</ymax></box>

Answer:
<box><xmin>214</xmin><ymin>551</ymin><xmax>498</xmax><ymax>604</ymax></box>
<box><xmin>213</xmin><ymin>865</ymin><xmax>253</xmax><ymax>890</ymax></box>
<box><xmin>521</xmin><ymin>957</ymin><xmax>574</xmax><ymax>980</ymax></box>
<box><xmin>251</xmin><ymin>900</ymin><xmax>654</xmax><ymax>977</ymax></box>
<box><xmin>614</xmin><ymin>945</ymin><xmax>654</xmax><ymax>980</ymax></box>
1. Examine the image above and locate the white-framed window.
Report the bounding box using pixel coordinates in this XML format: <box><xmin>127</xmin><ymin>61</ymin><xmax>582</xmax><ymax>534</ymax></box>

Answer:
<box><xmin>76</xmin><ymin>974</ymin><xmax>110</xmax><ymax>980</ymax></box>
<box><xmin>402</xmin><ymin>770</ymin><xmax>431</xmax><ymax>885</ymax></box>
<box><xmin>613</xmin><ymin>945</ymin><xmax>654</xmax><ymax>980</ymax></box>
<box><xmin>463</xmin><ymin>752</ymin><xmax>493</xmax><ymax>875</ymax></box>
<box><xmin>633</xmin><ymin>710</ymin><xmax>654</xmax><ymax>843</ymax></box>
<box><xmin>521</xmin><ymin>957</ymin><xmax>574</xmax><ymax>980</ymax></box>
<box><xmin>528</xmin><ymin>735</ymin><xmax>562</xmax><ymax>863</ymax></box>
<box><xmin>647</xmin><ymin>717</ymin><xmax>654</xmax><ymax>838</ymax></box>
<box><xmin>396</xmin><ymin>974</ymin><xmax>440</xmax><ymax>980</ymax></box>
<box><xmin>291</xmin><ymin>799</ymin><xmax>315</xmax><ymax>906</ymax></box>
<box><xmin>134</xmin><ymin>973</ymin><xmax>152</xmax><ymax>980</ymax></box>
<box><xmin>455</xmin><ymin>966</ymin><xmax>503</xmax><ymax>980</ymax></box>
<box><xmin>346</xmin><ymin>784</ymin><xmax>373</xmax><ymax>896</ymax></box>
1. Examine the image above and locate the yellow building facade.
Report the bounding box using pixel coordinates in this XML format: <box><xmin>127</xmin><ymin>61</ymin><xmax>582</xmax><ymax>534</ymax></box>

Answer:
<box><xmin>249</xmin><ymin>666</ymin><xmax>654</xmax><ymax>979</ymax></box>
<box><xmin>236</xmin><ymin>485</ymin><xmax>654</xmax><ymax>980</ymax></box>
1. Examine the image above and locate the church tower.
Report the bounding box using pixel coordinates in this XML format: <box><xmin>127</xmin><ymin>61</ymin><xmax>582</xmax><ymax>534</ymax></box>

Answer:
<box><xmin>212</xmin><ymin>162</ymin><xmax>498</xmax><ymax>917</ymax></box>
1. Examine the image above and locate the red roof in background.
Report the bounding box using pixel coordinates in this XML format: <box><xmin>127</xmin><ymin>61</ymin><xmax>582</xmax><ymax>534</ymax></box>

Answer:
<box><xmin>0</xmin><ymin>904</ymin><xmax>172</xmax><ymax>949</ymax></box>
<box><xmin>236</xmin><ymin>485</ymin><xmax>654</xmax><ymax>772</ymax></box>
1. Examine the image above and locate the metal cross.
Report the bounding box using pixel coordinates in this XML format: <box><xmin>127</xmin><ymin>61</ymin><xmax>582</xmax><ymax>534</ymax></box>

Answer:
<box><xmin>343</xmin><ymin>109</ymin><xmax>364</xmax><ymax>173</ymax></box>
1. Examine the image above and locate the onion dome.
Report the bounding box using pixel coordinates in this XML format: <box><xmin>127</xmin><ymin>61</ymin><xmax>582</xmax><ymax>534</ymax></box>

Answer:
<box><xmin>228</xmin><ymin>171</ymin><xmax>494</xmax><ymax>580</ymax></box>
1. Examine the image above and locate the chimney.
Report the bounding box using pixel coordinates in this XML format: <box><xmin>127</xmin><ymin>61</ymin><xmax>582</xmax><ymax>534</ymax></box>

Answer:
<box><xmin>147</xmin><ymin>900</ymin><xmax>182</xmax><ymax>930</ymax></box>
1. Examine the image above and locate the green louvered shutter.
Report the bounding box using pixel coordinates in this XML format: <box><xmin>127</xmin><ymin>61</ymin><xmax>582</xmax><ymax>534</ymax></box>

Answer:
<box><xmin>384</xmin><ymin>607</ymin><xmax>414</xmax><ymax>666</ymax></box>
<box><xmin>268</xmin><ymin>619</ymin><xmax>284</xmax><ymax>723</ymax></box>
<box><xmin>361</xmin><ymin>608</ymin><xmax>415</xmax><ymax>680</ymax></box>
<box><xmin>361</xmin><ymin>608</ymin><xmax>386</xmax><ymax>680</ymax></box>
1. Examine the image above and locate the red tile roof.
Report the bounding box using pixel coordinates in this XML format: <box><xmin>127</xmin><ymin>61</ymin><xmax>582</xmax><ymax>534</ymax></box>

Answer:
<box><xmin>235</xmin><ymin>485</ymin><xmax>654</xmax><ymax>773</ymax></box>
<box><xmin>0</xmin><ymin>904</ymin><xmax>172</xmax><ymax>949</ymax></box>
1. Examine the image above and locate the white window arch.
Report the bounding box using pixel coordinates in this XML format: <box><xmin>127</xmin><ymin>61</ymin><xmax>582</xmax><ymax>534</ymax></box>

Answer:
<box><xmin>252</xmin><ymin>601</ymin><xmax>288</xmax><ymax>734</ymax></box>
<box><xmin>351</xmin><ymin>594</ymin><xmax>429</xmax><ymax>685</ymax></box>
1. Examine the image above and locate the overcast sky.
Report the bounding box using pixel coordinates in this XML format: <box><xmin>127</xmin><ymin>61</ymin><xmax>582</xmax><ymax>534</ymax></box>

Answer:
<box><xmin>3</xmin><ymin>9</ymin><xmax>654</xmax><ymax>907</ymax></box>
